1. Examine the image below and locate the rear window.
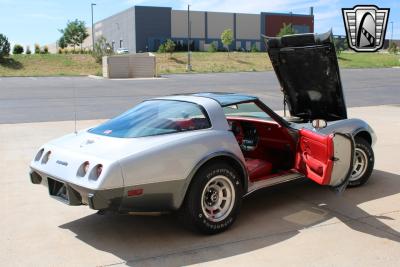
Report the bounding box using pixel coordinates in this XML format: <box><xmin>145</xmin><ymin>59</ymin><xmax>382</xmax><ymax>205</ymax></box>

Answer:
<box><xmin>89</xmin><ymin>100</ymin><xmax>211</xmax><ymax>138</ymax></box>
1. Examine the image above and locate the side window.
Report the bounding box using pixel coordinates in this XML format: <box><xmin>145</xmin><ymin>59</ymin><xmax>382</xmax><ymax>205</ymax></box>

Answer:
<box><xmin>223</xmin><ymin>102</ymin><xmax>271</xmax><ymax>120</ymax></box>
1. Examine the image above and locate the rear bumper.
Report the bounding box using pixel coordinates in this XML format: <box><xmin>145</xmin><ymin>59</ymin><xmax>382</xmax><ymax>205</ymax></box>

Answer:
<box><xmin>30</xmin><ymin>170</ymin><xmax>123</xmax><ymax>210</ymax></box>
<box><xmin>30</xmin><ymin>169</ymin><xmax>186</xmax><ymax>212</ymax></box>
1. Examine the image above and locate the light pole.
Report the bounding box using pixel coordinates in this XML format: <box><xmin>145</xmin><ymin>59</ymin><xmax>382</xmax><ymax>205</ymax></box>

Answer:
<box><xmin>91</xmin><ymin>3</ymin><xmax>96</xmax><ymax>51</ymax></box>
<box><xmin>391</xmin><ymin>21</ymin><xmax>394</xmax><ymax>46</ymax></box>
<box><xmin>187</xmin><ymin>4</ymin><xmax>192</xmax><ymax>71</ymax></box>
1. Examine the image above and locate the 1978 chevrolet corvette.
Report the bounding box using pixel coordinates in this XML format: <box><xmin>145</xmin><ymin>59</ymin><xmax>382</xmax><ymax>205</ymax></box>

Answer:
<box><xmin>30</xmin><ymin>32</ymin><xmax>376</xmax><ymax>234</ymax></box>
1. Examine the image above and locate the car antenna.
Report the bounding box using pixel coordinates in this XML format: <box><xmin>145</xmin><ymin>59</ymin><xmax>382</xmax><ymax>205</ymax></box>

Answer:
<box><xmin>73</xmin><ymin>86</ymin><xmax>77</xmax><ymax>135</ymax></box>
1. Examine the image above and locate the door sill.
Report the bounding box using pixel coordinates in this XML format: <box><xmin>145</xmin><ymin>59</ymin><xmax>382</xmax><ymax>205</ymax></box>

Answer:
<box><xmin>245</xmin><ymin>172</ymin><xmax>304</xmax><ymax>196</ymax></box>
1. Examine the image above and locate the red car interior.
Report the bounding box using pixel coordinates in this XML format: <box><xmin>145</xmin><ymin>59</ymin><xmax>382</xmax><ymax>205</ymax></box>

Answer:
<box><xmin>295</xmin><ymin>129</ymin><xmax>334</xmax><ymax>185</ymax></box>
<box><xmin>227</xmin><ymin>117</ymin><xmax>297</xmax><ymax>182</ymax></box>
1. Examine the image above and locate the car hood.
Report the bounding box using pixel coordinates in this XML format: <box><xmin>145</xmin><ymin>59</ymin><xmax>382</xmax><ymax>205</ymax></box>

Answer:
<box><xmin>264</xmin><ymin>31</ymin><xmax>347</xmax><ymax>122</ymax></box>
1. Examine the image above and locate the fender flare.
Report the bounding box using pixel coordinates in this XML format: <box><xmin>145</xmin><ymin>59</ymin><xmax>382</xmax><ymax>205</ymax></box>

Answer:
<box><xmin>174</xmin><ymin>151</ymin><xmax>248</xmax><ymax>209</ymax></box>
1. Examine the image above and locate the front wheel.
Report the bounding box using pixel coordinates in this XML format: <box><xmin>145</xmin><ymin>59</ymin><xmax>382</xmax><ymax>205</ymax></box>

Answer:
<box><xmin>180</xmin><ymin>163</ymin><xmax>243</xmax><ymax>234</ymax></box>
<box><xmin>348</xmin><ymin>138</ymin><xmax>374</xmax><ymax>187</ymax></box>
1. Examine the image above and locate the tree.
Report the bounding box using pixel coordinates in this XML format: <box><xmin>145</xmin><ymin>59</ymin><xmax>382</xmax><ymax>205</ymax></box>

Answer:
<box><xmin>34</xmin><ymin>43</ymin><xmax>41</xmax><ymax>54</ymax></box>
<box><xmin>277</xmin><ymin>23</ymin><xmax>296</xmax><ymax>37</ymax></box>
<box><xmin>163</xmin><ymin>39</ymin><xmax>176</xmax><ymax>57</ymax></box>
<box><xmin>58</xmin><ymin>36</ymin><xmax>67</xmax><ymax>49</ymax></box>
<box><xmin>13</xmin><ymin>44</ymin><xmax>24</xmax><ymax>54</ymax></box>
<box><xmin>221</xmin><ymin>29</ymin><xmax>233</xmax><ymax>53</ymax></box>
<box><xmin>0</xmin><ymin>33</ymin><xmax>11</xmax><ymax>59</ymax></box>
<box><xmin>92</xmin><ymin>36</ymin><xmax>113</xmax><ymax>63</ymax></box>
<box><xmin>59</xmin><ymin>19</ymin><xmax>89</xmax><ymax>51</ymax></box>
<box><xmin>43</xmin><ymin>45</ymin><xmax>49</xmax><ymax>54</ymax></box>
<box><xmin>26</xmin><ymin>46</ymin><xmax>31</xmax><ymax>54</ymax></box>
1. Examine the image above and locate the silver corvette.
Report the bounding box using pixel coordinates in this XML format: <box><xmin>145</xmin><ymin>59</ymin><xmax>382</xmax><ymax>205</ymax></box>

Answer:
<box><xmin>30</xmin><ymin>32</ymin><xmax>376</xmax><ymax>234</ymax></box>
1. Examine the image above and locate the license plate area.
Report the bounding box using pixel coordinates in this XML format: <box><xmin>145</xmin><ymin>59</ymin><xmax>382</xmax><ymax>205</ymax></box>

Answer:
<box><xmin>48</xmin><ymin>177</ymin><xmax>70</xmax><ymax>204</ymax></box>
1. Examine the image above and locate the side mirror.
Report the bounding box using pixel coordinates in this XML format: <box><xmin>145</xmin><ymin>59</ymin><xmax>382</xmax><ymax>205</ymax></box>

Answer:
<box><xmin>312</xmin><ymin>119</ymin><xmax>327</xmax><ymax>129</ymax></box>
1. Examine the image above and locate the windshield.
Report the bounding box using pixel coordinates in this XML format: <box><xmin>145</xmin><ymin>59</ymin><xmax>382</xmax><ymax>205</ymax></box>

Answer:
<box><xmin>223</xmin><ymin>102</ymin><xmax>271</xmax><ymax>120</ymax></box>
<box><xmin>89</xmin><ymin>100</ymin><xmax>211</xmax><ymax>138</ymax></box>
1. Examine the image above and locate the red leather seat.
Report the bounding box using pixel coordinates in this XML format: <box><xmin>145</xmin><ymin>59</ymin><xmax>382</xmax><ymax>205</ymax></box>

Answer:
<box><xmin>245</xmin><ymin>158</ymin><xmax>273</xmax><ymax>181</ymax></box>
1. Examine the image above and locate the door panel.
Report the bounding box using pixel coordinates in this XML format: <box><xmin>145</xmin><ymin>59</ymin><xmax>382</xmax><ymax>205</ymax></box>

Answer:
<box><xmin>330</xmin><ymin>133</ymin><xmax>354</xmax><ymax>188</ymax></box>
<box><xmin>296</xmin><ymin>129</ymin><xmax>354</xmax><ymax>188</ymax></box>
<box><xmin>295</xmin><ymin>129</ymin><xmax>333</xmax><ymax>185</ymax></box>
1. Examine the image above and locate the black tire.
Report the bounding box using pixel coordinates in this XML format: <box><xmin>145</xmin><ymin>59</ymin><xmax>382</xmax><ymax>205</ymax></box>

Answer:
<box><xmin>179</xmin><ymin>162</ymin><xmax>243</xmax><ymax>234</ymax></box>
<box><xmin>348</xmin><ymin>137</ymin><xmax>374</xmax><ymax>187</ymax></box>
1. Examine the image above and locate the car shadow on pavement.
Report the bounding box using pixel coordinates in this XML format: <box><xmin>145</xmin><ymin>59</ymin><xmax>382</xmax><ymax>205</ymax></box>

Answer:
<box><xmin>60</xmin><ymin>170</ymin><xmax>400</xmax><ymax>266</ymax></box>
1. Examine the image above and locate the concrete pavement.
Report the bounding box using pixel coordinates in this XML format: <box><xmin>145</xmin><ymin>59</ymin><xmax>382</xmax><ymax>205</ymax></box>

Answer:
<box><xmin>1</xmin><ymin>105</ymin><xmax>400</xmax><ymax>266</ymax></box>
<box><xmin>0</xmin><ymin>68</ymin><xmax>400</xmax><ymax>123</ymax></box>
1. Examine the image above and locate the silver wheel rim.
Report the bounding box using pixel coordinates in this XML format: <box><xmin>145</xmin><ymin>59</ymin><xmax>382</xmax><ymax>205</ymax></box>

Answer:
<box><xmin>350</xmin><ymin>148</ymin><xmax>368</xmax><ymax>181</ymax></box>
<box><xmin>201</xmin><ymin>175</ymin><xmax>235</xmax><ymax>222</ymax></box>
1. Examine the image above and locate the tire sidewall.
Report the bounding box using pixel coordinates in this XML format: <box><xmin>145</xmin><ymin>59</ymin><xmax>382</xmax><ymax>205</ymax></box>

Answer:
<box><xmin>348</xmin><ymin>138</ymin><xmax>374</xmax><ymax>187</ymax></box>
<box><xmin>187</xmin><ymin>163</ymin><xmax>243</xmax><ymax>234</ymax></box>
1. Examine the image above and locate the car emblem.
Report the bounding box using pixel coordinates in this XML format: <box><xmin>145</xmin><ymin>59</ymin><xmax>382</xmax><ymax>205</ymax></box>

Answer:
<box><xmin>56</xmin><ymin>160</ymin><xmax>68</xmax><ymax>166</ymax></box>
<box><xmin>342</xmin><ymin>5</ymin><xmax>390</xmax><ymax>52</ymax></box>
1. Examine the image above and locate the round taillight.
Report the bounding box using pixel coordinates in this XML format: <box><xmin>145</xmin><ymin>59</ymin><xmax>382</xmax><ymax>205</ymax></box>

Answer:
<box><xmin>96</xmin><ymin>165</ymin><xmax>103</xmax><ymax>177</ymax></box>
<box><xmin>35</xmin><ymin>148</ymin><xmax>44</xmax><ymax>161</ymax></box>
<box><xmin>41</xmin><ymin>151</ymin><xmax>51</xmax><ymax>164</ymax></box>
<box><xmin>83</xmin><ymin>161</ymin><xmax>90</xmax><ymax>174</ymax></box>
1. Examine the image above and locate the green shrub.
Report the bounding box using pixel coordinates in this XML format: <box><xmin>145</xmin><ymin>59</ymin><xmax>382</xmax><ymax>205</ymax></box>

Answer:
<box><xmin>164</xmin><ymin>39</ymin><xmax>176</xmax><ymax>56</ymax></box>
<box><xmin>250</xmin><ymin>43</ymin><xmax>259</xmax><ymax>52</ymax></box>
<box><xmin>277</xmin><ymin>23</ymin><xmax>296</xmax><ymax>37</ymax></box>
<box><xmin>0</xmin><ymin>33</ymin><xmax>11</xmax><ymax>59</ymax></box>
<box><xmin>208</xmin><ymin>42</ymin><xmax>217</xmax><ymax>52</ymax></box>
<box><xmin>158</xmin><ymin>43</ymin><xmax>166</xmax><ymax>53</ymax></box>
<box><xmin>389</xmin><ymin>42</ymin><xmax>398</xmax><ymax>54</ymax></box>
<box><xmin>43</xmin><ymin>45</ymin><xmax>49</xmax><ymax>54</ymax></box>
<box><xmin>26</xmin><ymin>46</ymin><xmax>31</xmax><ymax>54</ymax></box>
<box><xmin>34</xmin><ymin>43</ymin><xmax>40</xmax><ymax>54</ymax></box>
<box><xmin>92</xmin><ymin>36</ymin><xmax>113</xmax><ymax>63</ymax></box>
<box><xmin>13</xmin><ymin>44</ymin><xmax>24</xmax><ymax>54</ymax></box>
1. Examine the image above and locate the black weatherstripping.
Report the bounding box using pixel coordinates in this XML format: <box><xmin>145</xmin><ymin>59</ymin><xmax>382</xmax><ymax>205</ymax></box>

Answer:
<box><xmin>264</xmin><ymin>32</ymin><xmax>348</xmax><ymax>122</ymax></box>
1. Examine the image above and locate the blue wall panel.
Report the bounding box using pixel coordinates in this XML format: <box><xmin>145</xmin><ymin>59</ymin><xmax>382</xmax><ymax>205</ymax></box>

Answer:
<box><xmin>135</xmin><ymin>6</ymin><xmax>172</xmax><ymax>52</ymax></box>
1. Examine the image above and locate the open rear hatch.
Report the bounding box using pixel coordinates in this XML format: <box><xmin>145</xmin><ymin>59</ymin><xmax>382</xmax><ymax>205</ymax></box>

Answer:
<box><xmin>263</xmin><ymin>32</ymin><xmax>347</xmax><ymax>122</ymax></box>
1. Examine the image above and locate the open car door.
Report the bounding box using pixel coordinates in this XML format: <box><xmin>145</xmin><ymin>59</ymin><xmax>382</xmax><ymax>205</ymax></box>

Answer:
<box><xmin>295</xmin><ymin>129</ymin><xmax>355</xmax><ymax>193</ymax></box>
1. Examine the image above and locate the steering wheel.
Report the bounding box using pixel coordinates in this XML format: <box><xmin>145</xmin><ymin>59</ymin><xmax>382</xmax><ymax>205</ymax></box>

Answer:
<box><xmin>230</xmin><ymin>121</ymin><xmax>244</xmax><ymax>145</ymax></box>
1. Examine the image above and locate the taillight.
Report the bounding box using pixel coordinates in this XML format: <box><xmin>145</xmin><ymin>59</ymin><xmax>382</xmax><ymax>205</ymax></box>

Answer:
<box><xmin>83</xmin><ymin>161</ymin><xmax>90</xmax><ymax>174</ymax></box>
<box><xmin>96</xmin><ymin>164</ymin><xmax>103</xmax><ymax>177</ymax></box>
<box><xmin>41</xmin><ymin>151</ymin><xmax>51</xmax><ymax>164</ymax></box>
<box><xmin>89</xmin><ymin>164</ymin><xmax>103</xmax><ymax>181</ymax></box>
<box><xmin>34</xmin><ymin>148</ymin><xmax>44</xmax><ymax>161</ymax></box>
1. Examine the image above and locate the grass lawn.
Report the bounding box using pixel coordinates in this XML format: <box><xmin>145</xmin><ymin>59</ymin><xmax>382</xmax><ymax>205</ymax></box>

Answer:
<box><xmin>0</xmin><ymin>54</ymin><xmax>101</xmax><ymax>77</ymax></box>
<box><xmin>156</xmin><ymin>52</ymin><xmax>272</xmax><ymax>74</ymax></box>
<box><xmin>337</xmin><ymin>52</ymin><xmax>400</xmax><ymax>68</ymax></box>
<box><xmin>0</xmin><ymin>52</ymin><xmax>399</xmax><ymax>77</ymax></box>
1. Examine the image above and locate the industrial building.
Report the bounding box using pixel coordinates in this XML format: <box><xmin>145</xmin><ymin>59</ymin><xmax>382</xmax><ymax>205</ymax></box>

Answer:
<box><xmin>94</xmin><ymin>6</ymin><xmax>314</xmax><ymax>53</ymax></box>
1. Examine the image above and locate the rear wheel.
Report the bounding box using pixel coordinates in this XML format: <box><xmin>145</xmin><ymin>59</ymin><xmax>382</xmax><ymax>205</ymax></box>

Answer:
<box><xmin>180</xmin><ymin>163</ymin><xmax>243</xmax><ymax>234</ymax></box>
<box><xmin>348</xmin><ymin>138</ymin><xmax>374</xmax><ymax>187</ymax></box>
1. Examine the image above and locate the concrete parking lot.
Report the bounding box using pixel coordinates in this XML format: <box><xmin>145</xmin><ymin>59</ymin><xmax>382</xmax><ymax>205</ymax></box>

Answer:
<box><xmin>1</xmin><ymin>70</ymin><xmax>400</xmax><ymax>266</ymax></box>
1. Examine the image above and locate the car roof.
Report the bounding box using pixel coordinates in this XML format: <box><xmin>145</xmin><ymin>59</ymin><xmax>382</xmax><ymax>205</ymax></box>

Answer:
<box><xmin>184</xmin><ymin>92</ymin><xmax>258</xmax><ymax>107</ymax></box>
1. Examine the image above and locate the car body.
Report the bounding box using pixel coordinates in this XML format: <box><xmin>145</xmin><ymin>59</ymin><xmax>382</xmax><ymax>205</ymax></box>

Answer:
<box><xmin>30</xmin><ymin>32</ymin><xmax>376</xmax><ymax>234</ymax></box>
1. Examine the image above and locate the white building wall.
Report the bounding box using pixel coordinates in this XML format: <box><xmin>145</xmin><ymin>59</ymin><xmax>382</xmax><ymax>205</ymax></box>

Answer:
<box><xmin>94</xmin><ymin>7</ymin><xmax>136</xmax><ymax>53</ymax></box>
<box><xmin>207</xmin><ymin>12</ymin><xmax>234</xmax><ymax>39</ymax></box>
<box><xmin>171</xmin><ymin>10</ymin><xmax>205</xmax><ymax>39</ymax></box>
<box><xmin>236</xmin><ymin>13</ymin><xmax>260</xmax><ymax>40</ymax></box>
